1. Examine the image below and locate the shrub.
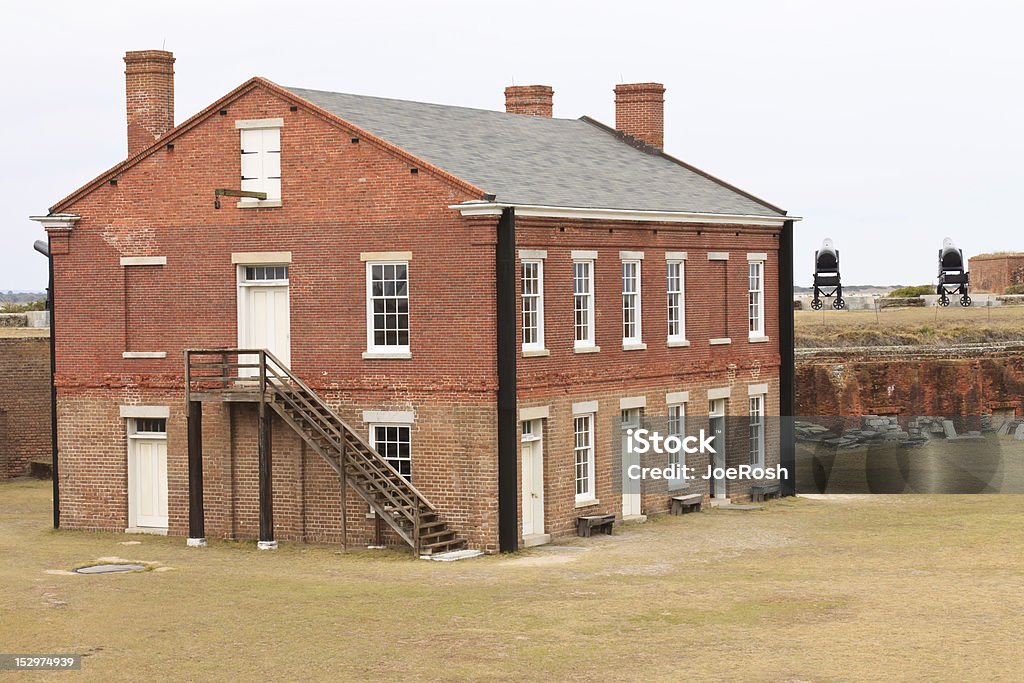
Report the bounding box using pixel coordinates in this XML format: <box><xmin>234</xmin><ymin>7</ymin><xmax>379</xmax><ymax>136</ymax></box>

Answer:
<box><xmin>886</xmin><ymin>285</ymin><xmax>933</xmax><ymax>298</ymax></box>
<box><xmin>1004</xmin><ymin>284</ymin><xmax>1024</xmax><ymax>295</ymax></box>
<box><xmin>0</xmin><ymin>300</ymin><xmax>46</xmax><ymax>313</ymax></box>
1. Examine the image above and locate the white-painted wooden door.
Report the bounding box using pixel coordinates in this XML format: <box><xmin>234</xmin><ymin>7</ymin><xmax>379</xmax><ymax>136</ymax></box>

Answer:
<box><xmin>709</xmin><ymin>399</ymin><xmax>727</xmax><ymax>499</ymax></box>
<box><xmin>521</xmin><ymin>421</ymin><xmax>545</xmax><ymax>537</ymax></box>
<box><xmin>238</xmin><ymin>267</ymin><xmax>290</xmax><ymax>375</ymax></box>
<box><xmin>130</xmin><ymin>437</ymin><xmax>168</xmax><ymax>528</ymax></box>
<box><xmin>621</xmin><ymin>408</ymin><xmax>642</xmax><ymax>517</ymax></box>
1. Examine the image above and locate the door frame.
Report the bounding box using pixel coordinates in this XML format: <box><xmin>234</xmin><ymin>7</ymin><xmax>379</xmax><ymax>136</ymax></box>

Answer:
<box><xmin>236</xmin><ymin>264</ymin><xmax>291</xmax><ymax>372</ymax></box>
<box><xmin>521</xmin><ymin>419</ymin><xmax>545</xmax><ymax>539</ymax></box>
<box><xmin>709</xmin><ymin>399</ymin><xmax>727</xmax><ymax>499</ymax></box>
<box><xmin>621</xmin><ymin>408</ymin><xmax>643</xmax><ymax>517</ymax></box>
<box><xmin>126</xmin><ymin>418</ymin><xmax>168</xmax><ymax>533</ymax></box>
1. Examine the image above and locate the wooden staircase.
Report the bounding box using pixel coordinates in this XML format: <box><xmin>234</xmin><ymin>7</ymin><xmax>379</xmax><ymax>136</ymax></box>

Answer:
<box><xmin>185</xmin><ymin>349</ymin><xmax>466</xmax><ymax>555</ymax></box>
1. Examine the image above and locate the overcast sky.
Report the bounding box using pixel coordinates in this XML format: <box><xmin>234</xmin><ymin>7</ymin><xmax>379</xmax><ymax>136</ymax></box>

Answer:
<box><xmin>2</xmin><ymin>0</ymin><xmax>1022</xmax><ymax>291</ymax></box>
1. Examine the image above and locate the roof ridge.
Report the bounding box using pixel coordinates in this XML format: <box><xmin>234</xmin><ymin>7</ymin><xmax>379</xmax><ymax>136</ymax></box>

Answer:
<box><xmin>286</xmin><ymin>85</ymin><xmax>581</xmax><ymax>122</ymax></box>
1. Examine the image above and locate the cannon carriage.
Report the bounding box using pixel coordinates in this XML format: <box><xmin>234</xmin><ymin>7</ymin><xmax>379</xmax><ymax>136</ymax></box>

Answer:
<box><xmin>936</xmin><ymin>238</ymin><xmax>971</xmax><ymax>306</ymax></box>
<box><xmin>811</xmin><ymin>238</ymin><xmax>844</xmax><ymax>310</ymax></box>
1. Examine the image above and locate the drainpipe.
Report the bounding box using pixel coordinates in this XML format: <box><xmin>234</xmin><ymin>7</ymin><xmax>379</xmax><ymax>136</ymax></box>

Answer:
<box><xmin>33</xmin><ymin>239</ymin><xmax>59</xmax><ymax>528</ymax></box>
<box><xmin>778</xmin><ymin>219</ymin><xmax>796</xmax><ymax>496</ymax></box>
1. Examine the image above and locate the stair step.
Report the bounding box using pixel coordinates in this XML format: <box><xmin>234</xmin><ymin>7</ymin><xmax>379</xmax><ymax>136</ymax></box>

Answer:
<box><xmin>419</xmin><ymin>529</ymin><xmax>455</xmax><ymax>541</ymax></box>
<box><xmin>419</xmin><ymin>538</ymin><xmax>467</xmax><ymax>553</ymax></box>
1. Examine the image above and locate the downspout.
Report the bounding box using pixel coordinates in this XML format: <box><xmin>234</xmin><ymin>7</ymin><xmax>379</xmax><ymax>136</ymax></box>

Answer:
<box><xmin>33</xmin><ymin>239</ymin><xmax>59</xmax><ymax>528</ymax></box>
<box><xmin>778</xmin><ymin>219</ymin><xmax>796</xmax><ymax>496</ymax></box>
<box><xmin>496</xmin><ymin>207</ymin><xmax>518</xmax><ymax>552</ymax></box>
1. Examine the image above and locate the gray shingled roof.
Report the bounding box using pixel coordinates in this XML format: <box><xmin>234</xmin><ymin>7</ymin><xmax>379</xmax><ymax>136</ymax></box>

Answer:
<box><xmin>286</xmin><ymin>86</ymin><xmax>783</xmax><ymax>216</ymax></box>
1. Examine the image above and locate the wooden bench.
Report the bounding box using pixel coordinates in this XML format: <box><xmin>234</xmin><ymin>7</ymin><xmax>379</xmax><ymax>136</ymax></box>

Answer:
<box><xmin>670</xmin><ymin>493</ymin><xmax>703</xmax><ymax>515</ymax></box>
<box><xmin>576</xmin><ymin>514</ymin><xmax>615</xmax><ymax>537</ymax></box>
<box><xmin>751</xmin><ymin>483</ymin><xmax>781</xmax><ymax>502</ymax></box>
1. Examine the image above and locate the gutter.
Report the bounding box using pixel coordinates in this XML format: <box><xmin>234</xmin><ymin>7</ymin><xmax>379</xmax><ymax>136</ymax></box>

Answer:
<box><xmin>450</xmin><ymin>201</ymin><xmax>800</xmax><ymax>227</ymax></box>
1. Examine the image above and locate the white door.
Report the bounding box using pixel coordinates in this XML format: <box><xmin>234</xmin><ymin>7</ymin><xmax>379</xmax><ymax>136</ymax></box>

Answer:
<box><xmin>709</xmin><ymin>399</ymin><xmax>727</xmax><ymax>499</ymax></box>
<box><xmin>238</xmin><ymin>266</ymin><xmax>291</xmax><ymax>375</ymax></box>
<box><xmin>621</xmin><ymin>408</ymin><xmax>642</xmax><ymax>517</ymax></box>
<box><xmin>128</xmin><ymin>421</ymin><xmax>168</xmax><ymax>529</ymax></box>
<box><xmin>521</xmin><ymin>421</ymin><xmax>545</xmax><ymax>537</ymax></box>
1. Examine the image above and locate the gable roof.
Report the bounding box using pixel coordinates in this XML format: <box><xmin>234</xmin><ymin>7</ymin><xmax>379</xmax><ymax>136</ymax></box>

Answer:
<box><xmin>286</xmin><ymin>86</ymin><xmax>785</xmax><ymax>217</ymax></box>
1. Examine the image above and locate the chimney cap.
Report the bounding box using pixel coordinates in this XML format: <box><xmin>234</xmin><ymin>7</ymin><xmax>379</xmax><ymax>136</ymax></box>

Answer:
<box><xmin>124</xmin><ymin>49</ymin><xmax>175</xmax><ymax>64</ymax></box>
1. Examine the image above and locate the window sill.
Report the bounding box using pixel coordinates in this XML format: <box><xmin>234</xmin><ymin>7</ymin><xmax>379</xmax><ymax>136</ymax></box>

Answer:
<box><xmin>622</xmin><ymin>342</ymin><xmax>647</xmax><ymax>351</ymax></box>
<box><xmin>574</xmin><ymin>498</ymin><xmax>600</xmax><ymax>509</ymax></box>
<box><xmin>522</xmin><ymin>348</ymin><xmax>550</xmax><ymax>358</ymax></box>
<box><xmin>573</xmin><ymin>345</ymin><xmax>601</xmax><ymax>354</ymax></box>
<box><xmin>122</xmin><ymin>351</ymin><xmax>167</xmax><ymax>359</ymax></box>
<box><xmin>667</xmin><ymin>339</ymin><xmax>691</xmax><ymax>348</ymax></box>
<box><xmin>667</xmin><ymin>483</ymin><xmax>690</xmax><ymax>492</ymax></box>
<box><xmin>709</xmin><ymin>338</ymin><xmax>732</xmax><ymax>345</ymax></box>
<box><xmin>362</xmin><ymin>351</ymin><xmax>412</xmax><ymax>360</ymax></box>
<box><xmin>237</xmin><ymin>199</ymin><xmax>283</xmax><ymax>209</ymax></box>
<box><xmin>749</xmin><ymin>335</ymin><xmax>771</xmax><ymax>343</ymax></box>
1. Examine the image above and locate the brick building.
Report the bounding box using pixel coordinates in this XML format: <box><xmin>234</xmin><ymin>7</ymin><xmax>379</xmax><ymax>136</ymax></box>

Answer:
<box><xmin>31</xmin><ymin>51</ymin><xmax>796</xmax><ymax>553</ymax></box>
<box><xmin>968</xmin><ymin>253</ymin><xmax>1024</xmax><ymax>294</ymax></box>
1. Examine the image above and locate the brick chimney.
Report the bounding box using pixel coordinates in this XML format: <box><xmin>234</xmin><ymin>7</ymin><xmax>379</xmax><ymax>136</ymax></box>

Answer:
<box><xmin>124</xmin><ymin>50</ymin><xmax>175</xmax><ymax>157</ymax></box>
<box><xmin>614</xmin><ymin>82</ymin><xmax>666</xmax><ymax>149</ymax></box>
<box><xmin>504</xmin><ymin>85</ymin><xmax>554</xmax><ymax>117</ymax></box>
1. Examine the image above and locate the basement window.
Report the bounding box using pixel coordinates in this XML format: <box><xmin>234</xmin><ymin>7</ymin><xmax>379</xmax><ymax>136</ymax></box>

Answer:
<box><xmin>371</xmin><ymin>424</ymin><xmax>412</xmax><ymax>482</ymax></box>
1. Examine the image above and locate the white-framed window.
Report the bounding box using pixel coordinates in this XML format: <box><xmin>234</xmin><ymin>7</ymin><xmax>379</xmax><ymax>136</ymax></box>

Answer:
<box><xmin>370</xmin><ymin>423</ymin><xmax>412</xmax><ymax>481</ymax></box>
<box><xmin>573</xmin><ymin>260</ymin><xmax>595</xmax><ymax>348</ymax></box>
<box><xmin>242</xmin><ymin>265</ymin><xmax>289</xmax><ymax>283</ymax></box>
<box><xmin>366</xmin><ymin>261</ymin><xmax>410</xmax><ymax>354</ymax></box>
<box><xmin>622</xmin><ymin>260</ymin><xmax>642</xmax><ymax>344</ymax></box>
<box><xmin>748</xmin><ymin>260</ymin><xmax>764</xmax><ymax>338</ymax></box>
<box><xmin>749</xmin><ymin>395</ymin><xmax>765</xmax><ymax>467</ymax></box>
<box><xmin>667</xmin><ymin>260</ymin><xmax>686</xmax><ymax>342</ymax></box>
<box><xmin>667</xmin><ymin>403</ymin><xmax>686</xmax><ymax>489</ymax></box>
<box><xmin>239</xmin><ymin>123</ymin><xmax>282</xmax><ymax>204</ymax></box>
<box><xmin>521</xmin><ymin>260</ymin><xmax>545</xmax><ymax>351</ymax></box>
<box><xmin>129</xmin><ymin>417</ymin><xmax>167</xmax><ymax>437</ymax></box>
<box><xmin>574</xmin><ymin>414</ymin><xmax>596</xmax><ymax>502</ymax></box>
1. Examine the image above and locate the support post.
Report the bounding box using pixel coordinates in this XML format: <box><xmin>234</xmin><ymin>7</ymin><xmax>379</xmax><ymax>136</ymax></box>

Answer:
<box><xmin>496</xmin><ymin>207</ymin><xmax>519</xmax><ymax>552</ymax></box>
<box><xmin>779</xmin><ymin>218</ymin><xmax>796</xmax><ymax>496</ymax></box>
<box><xmin>339</xmin><ymin>438</ymin><xmax>348</xmax><ymax>551</ymax></box>
<box><xmin>186</xmin><ymin>400</ymin><xmax>206</xmax><ymax>546</ymax></box>
<box><xmin>257</xmin><ymin>400</ymin><xmax>276</xmax><ymax>549</ymax></box>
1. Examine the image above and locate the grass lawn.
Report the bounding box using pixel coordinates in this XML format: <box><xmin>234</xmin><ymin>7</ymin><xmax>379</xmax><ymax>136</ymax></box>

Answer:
<box><xmin>796</xmin><ymin>304</ymin><xmax>1024</xmax><ymax>347</ymax></box>
<box><xmin>2</xmin><ymin>479</ymin><xmax>1022</xmax><ymax>681</ymax></box>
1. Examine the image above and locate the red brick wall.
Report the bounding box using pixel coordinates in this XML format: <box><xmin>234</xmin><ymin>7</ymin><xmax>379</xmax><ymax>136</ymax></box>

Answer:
<box><xmin>968</xmin><ymin>254</ymin><xmax>1024</xmax><ymax>294</ymax></box>
<box><xmin>0</xmin><ymin>337</ymin><xmax>52</xmax><ymax>480</ymax></box>
<box><xmin>49</xmin><ymin>82</ymin><xmax>500</xmax><ymax>548</ymax></box>
<box><xmin>514</xmin><ymin>217</ymin><xmax>782</xmax><ymax>536</ymax></box>
<box><xmin>795</xmin><ymin>347</ymin><xmax>1024</xmax><ymax>417</ymax></box>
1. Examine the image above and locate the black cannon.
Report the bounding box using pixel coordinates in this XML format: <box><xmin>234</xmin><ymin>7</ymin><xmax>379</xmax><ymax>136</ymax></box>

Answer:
<box><xmin>811</xmin><ymin>238</ymin><xmax>844</xmax><ymax>310</ymax></box>
<box><xmin>936</xmin><ymin>238</ymin><xmax>970</xmax><ymax>307</ymax></box>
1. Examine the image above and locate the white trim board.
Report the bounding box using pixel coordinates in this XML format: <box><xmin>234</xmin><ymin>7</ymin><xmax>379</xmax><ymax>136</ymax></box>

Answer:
<box><xmin>362</xmin><ymin>410</ymin><xmax>416</xmax><ymax>424</ymax></box>
<box><xmin>360</xmin><ymin>251</ymin><xmax>412</xmax><ymax>262</ymax></box>
<box><xmin>572</xmin><ymin>400</ymin><xmax>599</xmax><ymax>415</ymax></box>
<box><xmin>120</xmin><ymin>256</ymin><xmax>167</xmax><ymax>267</ymax></box>
<box><xmin>449</xmin><ymin>202</ymin><xmax>798</xmax><ymax>227</ymax></box>
<box><xmin>519</xmin><ymin>405</ymin><xmax>550</xmax><ymax>421</ymax></box>
<box><xmin>232</xmin><ymin>252</ymin><xmax>292</xmax><ymax>264</ymax></box>
<box><xmin>235</xmin><ymin>117</ymin><xmax>284</xmax><ymax>129</ymax></box>
<box><xmin>120</xmin><ymin>405</ymin><xmax>170</xmax><ymax>419</ymax></box>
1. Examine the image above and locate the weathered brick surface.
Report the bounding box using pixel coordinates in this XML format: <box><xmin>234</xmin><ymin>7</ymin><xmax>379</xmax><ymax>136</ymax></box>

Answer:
<box><xmin>795</xmin><ymin>346</ymin><xmax>1024</xmax><ymax>417</ymax></box>
<box><xmin>969</xmin><ymin>253</ymin><xmax>1024</xmax><ymax>294</ymax></box>
<box><xmin>0</xmin><ymin>337</ymin><xmax>51</xmax><ymax>480</ymax></box>
<box><xmin>45</xmin><ymin>76</ymin><xmax>783</xmax><ymax>549</ymax></box>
